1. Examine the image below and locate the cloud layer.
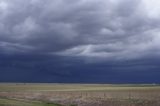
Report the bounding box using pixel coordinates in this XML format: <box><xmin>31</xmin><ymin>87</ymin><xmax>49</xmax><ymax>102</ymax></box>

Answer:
<box><xmin>0</xmin><ymin>0</ymin><xmax>160</xmax><ymax>60</ymax></box>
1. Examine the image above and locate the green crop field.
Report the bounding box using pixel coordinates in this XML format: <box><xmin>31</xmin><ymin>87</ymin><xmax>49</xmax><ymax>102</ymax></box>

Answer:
<box><xmin>0</xmin><ymin>83</ymin><xmax>160</xmax><ymax>106</ymax></box>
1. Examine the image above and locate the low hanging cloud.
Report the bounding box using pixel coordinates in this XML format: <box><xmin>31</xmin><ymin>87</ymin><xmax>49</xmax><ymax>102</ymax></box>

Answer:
<box><xmin>0</xmin><ymin>0</ymin><xmax>160</xmax><ymax>60</ymax></box>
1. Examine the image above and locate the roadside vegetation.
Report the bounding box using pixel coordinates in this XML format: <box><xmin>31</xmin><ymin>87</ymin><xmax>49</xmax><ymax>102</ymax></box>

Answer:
<box><xmin>0</xmin><ymin>98</ymin><xmax>63</xmax><ymax>106</ymax></box>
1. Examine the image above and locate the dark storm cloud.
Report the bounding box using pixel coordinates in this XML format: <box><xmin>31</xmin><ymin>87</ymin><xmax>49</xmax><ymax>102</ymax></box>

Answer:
<box><xmin>0</xmin><ymin>0</ymin><xmax>160</xmax><ymax>60</ymax></box>
<box><xmin>0</xmin><ymin>54</ymin><xmax>160</xmax><ymax>83</ymax></box>
<box><xmin>1</xmin><ymin>0</ymin><xmax>160</xmax><ymax>83</ymax></box>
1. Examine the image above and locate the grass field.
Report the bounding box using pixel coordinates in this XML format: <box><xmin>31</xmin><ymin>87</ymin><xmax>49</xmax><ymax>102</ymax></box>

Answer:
<box><xmin>0</xmin><ymin>83</ymin><xmax>160</xmax><ymax>106</ymax></box>
<box><xmin>0</xmin><ymin>98</ymin><xmax>63</xmax><ymax>106</ymax></box>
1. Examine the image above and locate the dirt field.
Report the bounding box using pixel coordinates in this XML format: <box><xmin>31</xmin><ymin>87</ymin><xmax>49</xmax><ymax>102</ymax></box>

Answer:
<box><xmin>0</xmin><ymin>83</ymin><xmax>160</xmax><ymax>106</ymax></box>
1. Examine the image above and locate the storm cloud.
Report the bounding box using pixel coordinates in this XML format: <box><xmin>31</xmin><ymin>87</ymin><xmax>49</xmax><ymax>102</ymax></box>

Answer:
<box><xmin>0</xmin><ymin>0</ymin><xmax>160</xmax><ymax>60</ymax></box>
<box><xmin>0</xmin><ymin>0</ymin><xmax>160</xmax><ymax>83</ymax></box>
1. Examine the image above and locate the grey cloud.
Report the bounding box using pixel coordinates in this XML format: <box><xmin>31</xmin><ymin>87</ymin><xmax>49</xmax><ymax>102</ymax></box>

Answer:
<box><xmin>0</xmin><ymin>0</ymin><xmax>160</xmax><ymax>60</ymax></box>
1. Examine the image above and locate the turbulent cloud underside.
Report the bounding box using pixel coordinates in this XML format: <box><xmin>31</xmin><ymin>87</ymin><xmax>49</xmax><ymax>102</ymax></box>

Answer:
<box><xmin>0</xmin><ymin>0</ymin><xmax>160</xmax><ymax>60</ymax></box>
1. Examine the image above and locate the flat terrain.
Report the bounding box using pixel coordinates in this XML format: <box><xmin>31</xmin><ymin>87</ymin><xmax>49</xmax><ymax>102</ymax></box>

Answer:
<box><xmin>0</xmin><ymin>83</ymin><xmax>160</xmax><ymax>106</ymax></box>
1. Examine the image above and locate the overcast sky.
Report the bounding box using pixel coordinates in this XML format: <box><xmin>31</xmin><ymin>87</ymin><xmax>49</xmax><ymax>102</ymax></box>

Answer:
<box><xmin>0</xmin><ymin>0</ymin><xmax>160</xmax><ymax>83</ymax></box>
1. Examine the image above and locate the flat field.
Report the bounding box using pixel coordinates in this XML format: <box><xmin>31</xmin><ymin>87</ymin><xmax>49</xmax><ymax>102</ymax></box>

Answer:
<box><xmin>0</xmin><ymin>83</ymin><xmax>160</xmax><ymax>106</ymax></box>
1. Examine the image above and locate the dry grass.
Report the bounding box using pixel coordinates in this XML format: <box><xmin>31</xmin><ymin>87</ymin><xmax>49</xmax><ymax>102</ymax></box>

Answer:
<box><xmin>0</xmin><ymin>83</ymin><xmax>160</xmax><ymax>106</ymax></box>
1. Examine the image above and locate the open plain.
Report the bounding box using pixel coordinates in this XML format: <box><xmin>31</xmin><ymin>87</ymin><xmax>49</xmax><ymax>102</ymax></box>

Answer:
<box><xmin>0</xmin><ymin>83</ymin><xmax>160</xmax><ymax>106</ymax></box>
